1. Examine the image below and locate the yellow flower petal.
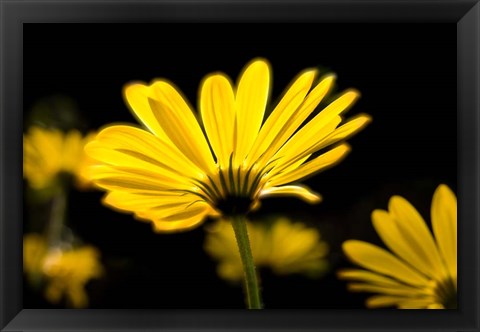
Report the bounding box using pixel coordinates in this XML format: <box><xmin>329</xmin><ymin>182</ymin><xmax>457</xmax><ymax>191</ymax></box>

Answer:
<box><xmin>259</xmin><ymin>185</ymin><xmax>321</xmax><ymax>204</ymax></box>
<box><xmin>86</xmin><ymin>148</ymin><xmax>191</xmax><ymax>187</ymax></box>
<box><xmin>431</xmin><ymin>184</ymin><xmax>457</xmax><ymax>282</ymax></box>
<box><xmin>277</xmin><ymin>90</ymin><xmax>359</xmax><ymax>163</ymax></box>
<box><xmin>148</xmin><ymin>203</ymin><xmax>213</xmax><ymax>233</ymax></box>
<box><xmin>398</xmin><ymin>299</ymin><xmax>441</xmax><ymax>309</ymax></box>
<box><xmin>246</xmin><ymin>69</ymin><xmax>317</xmax><ymax>165</ymax></box>
<box><xmin>123</xmin><ymin>83</ymin><xmax>172</xmax><ymax>142</ymax></box>
<box><xmin>342</xmin><ymin>240</ymin><xmax>429</xmax><ymax>286</ymax></box>
<box><xmin>199</xmin><ymin>73</ymin><xmax>236</xmax><ymax>167</ymax></box>
<box><xmin>103</xmin><ymin>191</ymin><xmax>198</xmax><ymax>213</ymax></box>
<box><xmin>234</xmin><ymin>58</ymin><xmax>270</xmax><ymax>166</ymax></box>
<box><xmin>90</xmin><ymin>165</ymin><xmax>190</xmax><ymax>193</ymax></box>
<box><xmin>268</xmin><ymin>143</ymin><xmax>350</xmax><ymax>186</ymax></box>
<box><xmin>254</xmin><ymin>74</ymin><xmax>337</xmax><ymax>167</ymax></box>
<box><xmin>273</xmin><ymin>116</ymin><xmax>342</xmax><ymax>171</ymax></box>
<box><xmin>62</xmin><ymin>130</ymin><xmax>83</xmax><ymax>173</ymax></box>
<box><xmin>23</xmin><ymin>127</ymin><xmax>97</xmax><ymax>189</ymax></box>
<box><xmin>30</xmin><ymin>128</ymin><xmax>63</xmax><ymax>174</ymax></box>
<box><xmin>372</xmin><ymin>209</ymin><xmax>433</xmax><ymax>278</ymax></box>
<box><xmin>348</xmin><ymin>283</ymin><xmax>433</xmax><ymax>297</ymax></box>
<box><xmin>148</xmin><ymin>80</ymin><xmax>216</xmax><ymax>173</ymax></box>
<box><xmin>277</xmin><ymin>154</ymin><xmax>311</xmax><ymax>179</ymax></box>
<box><xmin>366</xmin><ymin>295</ymin><xmax>422</xmax><ymax>309</ymax></box>
<box><xmin>90</xmin><ymin>125</ymin><xmax>203</xmax><ymax>179</ymax></box>
<box><xmin>308</xmin><ymin>114</ymin><xmax>372</xmax><ymax>155</ymax></box>
<box><xmin>388</xmin><ymin>196</ymin><xmax>446</xmax><ymax>278</ymax></box>
<box><xmin>23</xmin><ymin>234</ymin><xmax>48</xmax><ymax>278</ymax></box>
<box><xmin>338</xmin><ymin>269</ymin><xmax>410</xmax><ymax>288</ymax></box>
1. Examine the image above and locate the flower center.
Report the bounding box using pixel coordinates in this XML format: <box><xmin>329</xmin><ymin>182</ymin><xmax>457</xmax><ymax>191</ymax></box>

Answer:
<box><xmin>191</xmin><ymin>161</ymin><xmax>268</xmax><ymax>217</ymax></box>
<box><xmin>215</xmin><ymin>195</ymin><xmax>253</xmax><ymax>216</ymax></box>
<box><xmin>434</xmin><ymin>277</ymin><xmax>457</xmax><ymax>309</ymax></box>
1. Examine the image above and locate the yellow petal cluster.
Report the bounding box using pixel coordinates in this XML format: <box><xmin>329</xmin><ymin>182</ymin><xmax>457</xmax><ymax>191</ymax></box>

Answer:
<box><xmin>338</xmin><ymin>185</ymin><xmax>457</xmax><ymax>309</ymax></box>
<box><xmin>42</xmin><ymin>246</ymin><xmax>104</xmax><ymax>308</ymax></box>
<box><xmin>23</xmin><ymin>234</ymin><xmax>49</xmax><ymax>283</ymax></box>
<box><xmin>23</xmin><ymin>127</ymin><xmax>97</xmax><ymax>189</ymax></box>
<box><xmin>23</xmin><ymin>234</ymin><xmax>104</xmax><ymax>308</ymax></box>
<box><xmin>86</xmin><ymin>58</ymin><xmax>371</xmax><ymax>232</ymax></box>
<box><xmin>204</xmin><ymin>217</ymin><xmax>329</xmax><ymax>282</ymax></box>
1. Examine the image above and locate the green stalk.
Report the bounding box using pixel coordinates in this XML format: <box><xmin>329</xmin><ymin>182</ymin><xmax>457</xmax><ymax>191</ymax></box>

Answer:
<box><xmin>230</xmin><ymin>215</ymin><xmax>262</xmax><ymax>309</ymax></box>
<box><xmin>46</xmin><ymin>185</ymin><xmax>67</xmax><ymax>246</ymax></box>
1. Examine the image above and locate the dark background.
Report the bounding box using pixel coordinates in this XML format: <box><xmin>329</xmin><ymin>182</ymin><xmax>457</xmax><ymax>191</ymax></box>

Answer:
<box><xmin>23</xmin><ymin>23</ymin><xmax>456</xmax><ymax>309</ymax></box>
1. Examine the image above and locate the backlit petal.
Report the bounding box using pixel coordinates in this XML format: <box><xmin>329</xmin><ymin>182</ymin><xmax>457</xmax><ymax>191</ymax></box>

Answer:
<box><xmin>200</xmin><ymin>74</ymin><xmax>236</xmax><ymax>167</ymax></box>
<box><xmin>123</xmin><ymin>83</ymin><xmax>171</xmax><ymax>142</ymax></box>
<box><xmin>259</xmin><ymin>185</ymin><xmax>321</xmax><ymax>204</ymax></box>
<box><xmin>308</xmin><ymin>114</ymin><xmax>371</xmax><ymax>155</ymax></box>
<box><xmin>148</xmin><ymin>203</ymin><xmax>214</xmax><ymax>233</ymax></box>
<box><xmin>389</xmin><ymin>196</ymin><xmax>446</xmax><ymax>278</ymax></box>
<box><xmin>372</xmin><ymin>209</ymin><xmax>432</xmax><ymax>278</ymax></box>
<box><xmin>254</xmin><ymin>74</ymin><xmax>336</xmax><ymax>167</ymax></box>
<box><xmin>87</xmin><ymin>125</ymin><xmax>203</xmax><ymax>180</ymax></box>
<box><xmin>86</xmin><ymin>148</ymin><xmax>191</xmax><ymax>187</ymax></box>
<box><xmin>62</xmin><ymin>130</ymin><xmax>83</xmax><ymax>172</ymax></box>
<box><xmin>268</xmin><ymin>143</ymin><xmax>350</xmax><ymax>186</ymax></box>
<box><xmin>234</xmin><ymin>58</ymin><xmax>270</xmax><ymax>166</ymax></box>
<box><xmin>431</xmin><ymin>184</ymin><xmax>457</xmax><ymax>282</ymax></box>
<box><xmin>366</xmin><ymin>295</ymin><xmax>409</xmax><ymax>308</ymax></box>
<box><xmin>148</xmin><ymin>80</ymin><xmax>216</xmax><ymax>173</ymax></box>
<box><xmin>246</xmin><ymin>69</ymin><xmax>317</xmax><ymax>165</ymax></box>
<box><xmin>348</xmin><ymin>283</ymin><xmax>433</xmax><ymax>297</ymax></box>
<box><xmin>272</xmin><ymin>116</ymin><xmax>342</xmax><ymax>171</ymax></box>
<box><xmin>88</xmin><ymin>165</ymin><xmax>191</xmax><ymax>193</ymax></box>
<box><xmin>103</xmin><ymin>191</ymin><xmax>199</xmax><ymax>213</ymax></box>
<box><xmin>398</xmin><ymin>299</ymin><xmax>440</xmax><ymax>309</ymax></box>
<box><xmin>338</xmin><ymin>269</ymin><xmax>410</xmax><ymax>288</ymax></box>
<box><xmin>277</xmin><ymin>90</ymin><xmax>359</xmax><ymax>165</ymax></box>
<box><xmin>342</xmin><ymin>240</ymin><xmax>429</xmax><ymax>286</ymax></box>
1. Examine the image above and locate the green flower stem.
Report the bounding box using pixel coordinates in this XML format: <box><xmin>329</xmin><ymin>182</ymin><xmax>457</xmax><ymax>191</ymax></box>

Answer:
<box><xmin>47</xmin><ymin>185</ymin><xmax>67</xmax><ymax>246</ymax></box>
<box><xmin>230</xmin><ymin>214</ymin><xmax>262</xmax><ymax>309</ymax></box>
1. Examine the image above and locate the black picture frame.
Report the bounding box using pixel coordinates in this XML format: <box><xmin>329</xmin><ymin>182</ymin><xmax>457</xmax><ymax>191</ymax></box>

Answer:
<box><xmin>1</xmin><ymin>0</ymin><xmax>479</xmax><ymax>331</ymax></box>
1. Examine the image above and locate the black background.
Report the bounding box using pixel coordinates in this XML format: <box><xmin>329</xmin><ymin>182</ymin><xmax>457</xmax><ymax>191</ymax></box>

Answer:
<box><xmin>23</xmin><ymin>23</ymin><xmax>456</xmax><ymax>309</ymax></box>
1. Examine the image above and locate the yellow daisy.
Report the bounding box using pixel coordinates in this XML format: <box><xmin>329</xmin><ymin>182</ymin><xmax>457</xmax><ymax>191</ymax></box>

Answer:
<box><xmin>23</xmin><ymin>127</ymin><xmax>97</xmax><ymax>189</ymax></box>
<box><xmin>23</xmin><ymin>233</ymin><xmax>104</xmax><ymax>308</ymax></box>
<box><xmin>338</xmin><ymin>184</ymin><xmax>457</xmax><ymax>309</ymax></box>
<box><xmin>204</xmin><ymin>217</ymin><xmax>329</xmax><ymax>282</ymax></box>
<box><xmin>85</xmin><ymin>58</ymin><xmax>371</xmax><ymax>232</ymax></box>
<box><xmin>42</xmin><ymin>245</ymin><xmax>104</xmax><ymax>308</ymax></box>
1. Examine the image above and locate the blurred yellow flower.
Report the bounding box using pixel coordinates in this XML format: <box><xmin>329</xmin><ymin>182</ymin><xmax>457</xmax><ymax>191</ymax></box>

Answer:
<box><xmin>23</xmin><ymin>127</ymin><xmax>97</xmax><ymax>189</ymax></box>
<box><xmin>86</xmin><ymin>58</ymin><xmax>370</xmax><ymax>232</ymax></box>
<box><xmin>42</xmin><ymin>246</ymin><xmax>104</xmax><ymax>308</ymax></box>
<box><xmin>23</xmin><ymin>234</ymin><xmax>104</xmax><ymax>308</ymax></box>
<box><xmin>338</xmin><ymin>184</ymin><xmax>457</xmax><ymax>309</ymax></box>
<box><xmin>204</xmin><ymin>217</ymin><xmax>329</xmax><ymax>282</ymax></box>
<box><xmin>23</xmin><ymin>234</ymin><xmax>48</xmax><ymax>284</ymax></box>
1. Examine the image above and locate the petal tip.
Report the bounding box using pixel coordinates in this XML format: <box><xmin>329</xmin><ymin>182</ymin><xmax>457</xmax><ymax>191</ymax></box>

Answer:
<box><xmin>346</xmin><ymin>88</ymin><xmax>361</xmax><ymax>99</ymax></box>
<box><xmin>435</xmin><ymin>184</ymin><xmax>453</xmax><ymax>195</ymax></box>
<box><xmin>323</xmin><ymin>73</ymin><xmax>337</xmax><ymax>81</ymax></box>
<box><xmin>249</xmin><ymin>57</ymin><xmax>271</xmax><ymax>67</ymax></box>
<box><xmin>359</xmin><ymin>114</ymin><xmax>373</xmax><ymax>124</ymax></box>
<box><xmin>123</xmin><ymin>81</ymin><xmax>148</xmax><ymax>96</ymax></box>
<box><xmin>388</xmin><ymin>195</ymin><xmax>406</xmax><ymax>210</ymax></box>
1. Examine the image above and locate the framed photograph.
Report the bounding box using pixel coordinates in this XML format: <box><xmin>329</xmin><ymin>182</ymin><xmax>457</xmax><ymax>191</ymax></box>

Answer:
<box><xmin>1</xmin><ymin>0</ymin><xmax>479</xmax><ymax>331</ymax></box>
